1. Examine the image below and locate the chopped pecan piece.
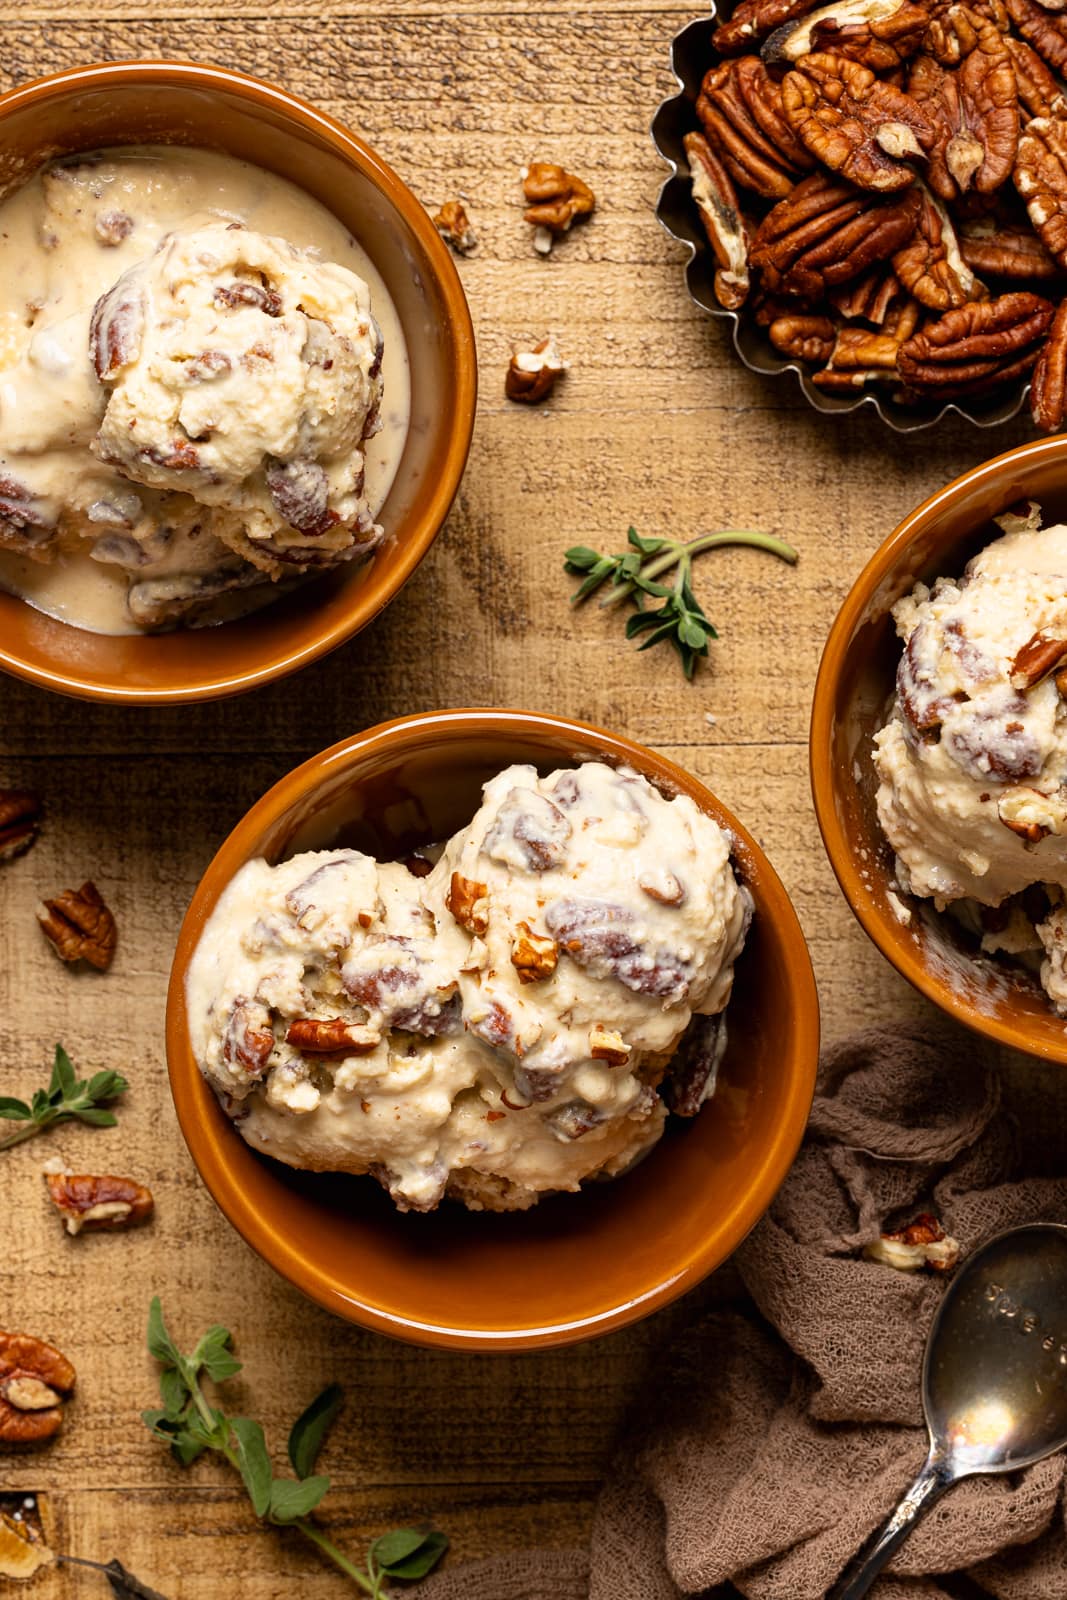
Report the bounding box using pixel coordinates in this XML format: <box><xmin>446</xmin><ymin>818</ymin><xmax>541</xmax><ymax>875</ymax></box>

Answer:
<box><xmin>45</xmin><ymin>1172</ymin><xmax>154</xmax><ymax>1235</ymax></box>
<box><xmin>908</xmin><ymin>27</ymin><xmax>1017</xmax><ymax>198</ymax></box>
<box><xmin>264</xmin><ymin>458</ymin><xmax>336</xmax><ymax>536</ymax></box>
<box><xmin>1016</xmin><ymin>104</ymin><xmax>1067</xmax><ymax>266</ymax></box>
<box><xmin>763</xmin><ymin>0</ymin><xmax>929</xmax><ymax>72</ymax></box>
<box><xmin>285</xmin><ymin>1018</ymin><xmax>380</xmax><ymax>1054</ymax></box>
<box><xmin>892</xmin><ymin>185</ymin><xmax>986</xmax><ymax>305</ymax></box>
<box><xmin>865</xmin><ymin>1212</ymin><xmax>961</xmax><ymax>1270</ymax></box>
<box><xmin>750</xmin><ymin>172</ymin><xmax>922</xmax><ymax>295</ymax></box>
<box><xmin>781</xmin><ymin>52</ymin><xmax>936</xmax><ymax>190</ymax></box>
<box><xmin>510</xmin><ymin>923</ymin><xmax>559</xmax><ymax>984</ymax></box>
<box><xmin>664</xmin><ymin>1013</ymin><xmax>728</xmax><ymax>1115</ymax></box>
<box><xmin>697</xmin><ymin>57</ymin><xmax>816</xmax><ymax>199</ymax></box>
<box><xmin>1032</xmin><ymin>296</ymin><xmax>1067</xmax><ymax>427</ymax></box>
<box><xmin>897</xmin><ymin>289</ymin><xmax>1054</xmax><ymax>392</ymax></box>
<box><xmin>89</xmin><ymin>282</ymin><xmax>144</xmax><ymax>380</ymax></box>
<box><xmin>505</xmin><ymin>337</ymin><xmax>567</xmax><ymax>403</ymax></box>
<box><xmin>521</xmin><ymin>162</ymin><xmax>595</xmax><ymax>237</ymax></box>
<box><xmin>213</xmin><ymin>280</ymin><xmax>283</xmax><ymax>316</ymax></box>
<box><xmin>446</xmin><ymin>872</ymin><xmax>490</xmax><ymax>936</ymax></box>
<box><xmin>544</xmin><ymin>1099</ymin><xmax>606</xmax><ymax>1141</ymax></box>
<box><xmin>1009</xmin><ymin>627</ymin><xmax>1067</xmax><ymax>685</ymax></box>
<box><xmin>1003</xmin><ymin>0</ymin><xmax>1067</xmax><ymax>72</ymax></box>
<box><xmin>35</xmin><ymin>881</ymin><xmax>116</xmax><ymax>970</ymax></box>
<box><xmin>94</xmin><ymin>208</ymin><xmax>133</xmax><ymax>246</ymax></box>
<box><xmin>1005</xmin><ymin>35</ymin><xmax>1059</xmax><ymax>117</ymax></box>
<box><xmin>0</xmin><ymin>788</ymin><xmax>41</xmax><ymax>864</ymax></box>
<box><xmin>958</xmin><ymin>215</ymin><xmax>1060</xmax><ymax>275</ymax></box>
<box><xmin>588</xmin><ymin>1024</ymin><xmax>631</xmax><ymax>1065</ymax></box>
<box><xmin>714</xmin><ymin>0</ymin><xmax>823</xmax><ymax>56</ymax></box>
<box><xmin>432</xmin><ymin>199</ymin><xmax>477</xmax><ymax>253</ymax></box>
<box><xmin>684</xmin><ymin>132</ymin><xmax>752</xmax><ymax>308</ymax></box>
<box><xmin>769</xmin><ymin>311</ymin><xmax>839</xmax><ymax>357</ymax></box>
<box><xmin>997</xmin><ymin>796</ymin><xmax>1051</xmax><ymax>840</ymax></box>
<box><xmin>0</xmin><ymin>1333</ymin><xmax>75</xmax><ymax>1446</ymax></box>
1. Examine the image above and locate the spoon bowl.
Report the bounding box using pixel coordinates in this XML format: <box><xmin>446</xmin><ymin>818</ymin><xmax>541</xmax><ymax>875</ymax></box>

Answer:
<box><xmin>832</xmin><ymin>1224</ymin><xmax>1067</xmax><ymax>1598</ymax></box>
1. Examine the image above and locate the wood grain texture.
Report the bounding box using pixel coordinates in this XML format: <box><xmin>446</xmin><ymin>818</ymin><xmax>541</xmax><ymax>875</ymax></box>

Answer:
<box><xmin>0</xmin><ymin>2</ymin><xmax>1061</xmax><ymax>1595</ymax></box>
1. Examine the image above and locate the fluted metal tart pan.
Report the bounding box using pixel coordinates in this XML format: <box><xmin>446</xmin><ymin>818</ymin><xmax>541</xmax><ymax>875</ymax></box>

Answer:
<box><xmin>650</xmin><ymin>14</ymin><xmax>1033</xmax><ymax>433</ymax></box>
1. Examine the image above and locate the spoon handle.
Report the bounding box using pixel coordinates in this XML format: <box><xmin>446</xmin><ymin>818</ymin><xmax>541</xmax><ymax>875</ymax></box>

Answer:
<box><xmin>827</xmin><ymin>1455</ymin><xmax>953</xmax><ymax>1600</ymax></box>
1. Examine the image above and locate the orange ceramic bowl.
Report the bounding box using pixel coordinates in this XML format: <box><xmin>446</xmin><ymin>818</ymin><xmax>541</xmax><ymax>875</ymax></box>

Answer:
<box><xmin>0</xmin><ymin>61</ymin><xmax>476</xmax><ymax>704</ymax></box>
<box><xmin>812</xmin><ymin>435</ymin><xmax>1067</xmax><ymax>1063</ymax></box>
<box><xmin>166</xmin><ymin>709</ymin><xmax>820</xmax><ymax>1349</ymax></box>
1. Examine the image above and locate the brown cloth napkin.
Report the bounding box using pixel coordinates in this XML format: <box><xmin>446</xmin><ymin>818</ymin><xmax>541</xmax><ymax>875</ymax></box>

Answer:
<box><xmin>416</xmin><ymin>1025</ymin><xmax>1067</xmax><ymax>1600</ymax></box>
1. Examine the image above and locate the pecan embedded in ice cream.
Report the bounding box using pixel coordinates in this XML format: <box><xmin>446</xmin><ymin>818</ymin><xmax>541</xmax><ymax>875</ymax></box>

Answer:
<box><xmin>446</xmin><ymin>872</ymin><xmax>490</xmax><ymax>935</ymax></box>
<box><xmin>286</xmin><ymin>1018</ymin><xmax>381</xmax><ymax>1053</ymax></box>
<box><xmin>510</xmin><ymin>924</ymin><xmax>559</xmax><ymax>984</ymax></box>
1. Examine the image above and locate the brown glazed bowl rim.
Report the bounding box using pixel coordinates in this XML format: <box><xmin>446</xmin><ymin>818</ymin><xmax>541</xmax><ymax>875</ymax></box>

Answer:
<box><xmin>811</xmin><ymin>434</ymin><xmax>1067</xmax><ymax>1061</ymax></box>
<box><xmin>0</xmin><ymin>60</ymin><xmax>476</xmax><ymax>704</ymax></box>
<box><xmin>166</xmin><ymin>708</ymin><xmax>820</xmax><ymax>1348</ymax></box>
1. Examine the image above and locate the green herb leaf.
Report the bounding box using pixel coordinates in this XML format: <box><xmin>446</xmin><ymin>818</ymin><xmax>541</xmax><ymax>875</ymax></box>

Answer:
<box><xmin>562</xmin><ymin>545</ymin><xmax>601</xmax><ymax>571</ymax></box>
<box><xmin>627</xmin><ymin>526</ymin><xmax>665</xmax><ymax>555</ymax></box>
<box><xmin>193</xmin><ymin>1324</ymin><xmax>241</xmax><ymax>1383</ymax></box>
<box><xmin>288</xmin><ymin>1382</ymin><xmax>344</xmax><ymax>1479</ymax></box>
<box><xmin>375</xmin><ymin>1529</ymin><xmax>450</xmax><ymax>1579</ymax></box>
<box><xmin>146</xmin><ymin>1297</ymin><xmax>181</xmax><ymax>1367</ymax></box>
<box><xmin>0</xmin><ymin>1097</ymin><xmax>32</xmax><ymax>1120</ymax></box>
<box><xmin>231</xmin><ymin>1418</ymin><xmax>273</xmax><ymax>1518</ymax></box>
<box><xmin>52</xmin><ymin>1045</ymin><xmax>77</xmax><ymax>1098</ymax></box>
<box><xmin>72</xmin><ymin>1106</ymin><xmax>119</xmax><ymax>1127</ymax></box>
<box><xmin>159</xmin><ymin>1366</ymin><xmax>189</xmax><ymax>1421</ymax></box>
<box><xmin>170</xmin><ymin>1429</ymin><xmax>210</xmax><ymax>1467</ymax></box>
<box><xmin>268</xmin><ymin>1474</ymin><xmax>331</xmax><ymax>1522</ymax></box>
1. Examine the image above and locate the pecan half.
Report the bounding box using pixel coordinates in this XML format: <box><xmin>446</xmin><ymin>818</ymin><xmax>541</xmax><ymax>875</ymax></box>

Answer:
<box><xmin>763</xmin><ymin>0</ymin><xmax>929</xmax><ymax>72</ymax></box>
<box><xmin>1032</xmin><ymin>295</ymin><xmax>1067</xmax><ymax>427</ymax></box>
<box><xmin>510</xmin><ymin>923</ymin><xmax>559</xmax><ymax>984</ymax></box>
<box><xmin>1003</xmin><ymin>0</ymin><xmax>1067</xmax><ymax>72</ymax></box>
<box><xmin>0</xmin><ymin>789</ymin><xmax>41</xmax><ymax>865</ymax></box>
<box><xmin>698</xmin><ymin>56</ymin><xmax>816</xmax><ymax>198</ymax></box>
<box><xmin>213</xmin><ymin>280</ymin><xmax>283</xmax><ymax>316</ymax></box>
<box><xmin>897</xmin><ymin>288</ymin><xmax>1054</xmax><ymax>391</ymax></box>
<box><xmin>35</xmin><ymin>881</ymin><xmax>116</xmax><ymax>970</ymax></box>
<box><xmin>892</xmin><ymin>184</ymin><xmax>986</xmax><ymax>304</ymax></box>
<box><xmin>1016</xmin><ymin>103</ymin><xmax>1067</xmax><ymax>266</ymax></box>
<box><xmin>1004</xmin><ymin>35</ymin><xmax>1059</xmax><ymax>118</ymax></box>
<box><xmin>750</xmin><ymin>172</ymin><xmax>922</xmax><ymax>294</ymax></box>
<box><xmin>89</xmin><ymin>283</ymin><xmax>144</xmax><ymax>381</ymax></box>
<box><xmin>521</xmin><ymin>162</ymin><xmax>595</xmax><ymax>235</ymax></box>
<box><xmin>505</xmin><ymin>337</ymin><xmax>567</xmax><ymax>403</ymax></box>
<box><xmin>769</xmin><ymin>311</ymin><xmax>839</xmax><ymax>357</ymax></box>
<box><xmin>714</xmin><ymin>0</ymin><xmax>823</xmax><ymax>56</ymax></box>
<box><xmin>432</xmin><ymin>199</ymin><xmax>477</xmax><ymax>254</ymax></box>
<box><xmin>223</xmin><ymin>997</ymin><xmax>274</xmax><ymax>1077</ymax></box>
<box><xmin>45</xmin><ymin>1172</ymin><xmax>154</xmax><ymax>1235</ymax></box>
<box><xmin>908</xmin><ymin>28</ymin><xmax>1017</xmax><ymax>198</ymax></box>
<box><xmin>446</xmin><ymin>872</ymin><xmax>490</xmax><ymax>935</ymax></box>
<box><xmin>663</xmin><ymin>1013</ymin><xmax>727</xmax><ymax>1115</ymax></box>
<box><xmin>828</xmin><ymin>263</ymin><xmax>904</xmax><ymax>318</ymax></box>
<box><xmin>684</xmin><ymin>132</ymin><xmax>752</xmax><ymax>308</ymax></box>
<box><xmin>815</xmin><ymin>291</ymin><xmax>921</xmax><ymax>378</ymax></box>
<box><xmin>782</xmin><ymin>52</ymin><xmax>936</xmax><ymax>190</ymax></box>
<box><xmin>958</xmin><ymin>215</ymin><xmax>1060</xmax><ymax>275</ymax></box>
<box><xmin>285</xmin><ymin>1018</ymin><xmax>380</xmax><ymax>1054</ymax></box>
<box><xmin>0</xmin><ymin>1333</ymin><xmax>75</xmax><ymax>1446</ymax></box>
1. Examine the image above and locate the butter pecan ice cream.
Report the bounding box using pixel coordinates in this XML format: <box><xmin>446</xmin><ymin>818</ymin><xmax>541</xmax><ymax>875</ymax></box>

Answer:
<box><xmin>874</xmin><ymin>503</ymin><xmax>1067</xmax><ymax>1010</ymax></box>
<box><xmin>187</xmin><ymin>762</ymin><xmax>751</xmax><ymax>1213</ymax></box>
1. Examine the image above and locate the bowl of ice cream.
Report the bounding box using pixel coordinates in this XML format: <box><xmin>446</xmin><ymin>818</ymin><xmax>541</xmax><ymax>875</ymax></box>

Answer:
<box><xmin>166</xmin><ymin>709</ymin><xmax>819</xmax><ymax>1348</ymax></box>
<box><xmin>812</xmin><ymin>433</ymin><xmax>1067</xmax><ymax>1062</ymax></box>
<box><xmin>0</xmin><ymin>60</ymin><xmax>475</xmax><ymax>702</ymax></box>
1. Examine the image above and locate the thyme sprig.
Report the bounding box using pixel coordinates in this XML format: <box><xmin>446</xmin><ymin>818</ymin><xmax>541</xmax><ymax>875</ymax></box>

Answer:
<box><xmin>0</xmin><ymin>1045</ymin><xmax>127</xmax><ymax>1153</ymax></box>
<box><xmin>565</xmin><ymin>526</ymin><xmax>798</xmax><ymax>679</ymax></box>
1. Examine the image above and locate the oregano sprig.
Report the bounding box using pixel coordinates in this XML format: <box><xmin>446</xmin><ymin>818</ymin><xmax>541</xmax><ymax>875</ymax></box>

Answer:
<box><xmin>0</xmin><ymin>1045</ymin><xmax>128</xmax><ymax>1152</ymax></box>
<box><xmin>564</xmin><ymin>526</ymin><xmax>798</xmax><ymax>679</ymax></box>
<box><xmin>142</xmin><ymin>1299</ymin><xmax>447</xmax><ymax>1594</ymax></box>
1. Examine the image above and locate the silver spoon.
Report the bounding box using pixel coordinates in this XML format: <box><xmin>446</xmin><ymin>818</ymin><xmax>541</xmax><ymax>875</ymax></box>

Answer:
<box><xmin>830</xmin><ymin>1222</ymin><xmax>1067</xmax><ymax>1600</ymax></box>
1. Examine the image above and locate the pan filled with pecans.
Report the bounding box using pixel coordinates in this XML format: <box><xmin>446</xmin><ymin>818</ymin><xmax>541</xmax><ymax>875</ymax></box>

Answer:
<box><xmin>652</xmin><ymin>0</ymin><xmax>1067</xmax><ymax>428</ymax></box>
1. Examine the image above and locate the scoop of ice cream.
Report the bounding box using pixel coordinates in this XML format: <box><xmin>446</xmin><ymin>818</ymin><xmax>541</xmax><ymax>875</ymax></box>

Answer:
<box><xmin>874</xmin><ymin>504</ymin><xmax>1067</xmax><ymax>909</ymax></box>
<box><xmin>89</xmin><ymin>223</ymin><xmax>384</xmax><ymax>574</ymax></box>
<box><xmin>186</xmin><ymin>764</ymin><xmax>751</xmax><ymax>1213</ymax></box>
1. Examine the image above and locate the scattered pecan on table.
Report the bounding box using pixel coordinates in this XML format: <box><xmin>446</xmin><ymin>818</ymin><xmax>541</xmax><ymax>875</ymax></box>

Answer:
<box><xmin>521</xmin><ymin>162</ymin><xmax>595</xmax><ymax>253</ymax></box>
<box><xmin>683</xmin><ymin>0</ymin><xmax>1067</xmax><ymax>423</ymax></box>
<box><xmin>0</xmin><ymin>788</ymin><xmax>42</xmax><ymax>865</ymax></box>
<box><xmin>36</xmin><ymin>880</ymin><xmax>117</xmax><ymax>969</ymax></box>
<box><xmin>45</xmin><ymin>1171</ymin><xmax>154</xmax><ymax>1235</ymax></box>
<box><xmin>0</xmin><ymin>1332</ymin><xmax>76</xmax><ymax>1446</ymax></box>
<box><xmin>432</xmin><ymin>199</ymin><xmax>478</xmax><ymax>254</ymax></box>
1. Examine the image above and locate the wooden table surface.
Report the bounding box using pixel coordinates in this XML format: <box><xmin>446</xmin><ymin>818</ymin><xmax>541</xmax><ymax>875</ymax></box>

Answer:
<box><xmin>3</xmin><ymin>2</ymin><xmax>1065</xmax><ymax>1594</ymax></box>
